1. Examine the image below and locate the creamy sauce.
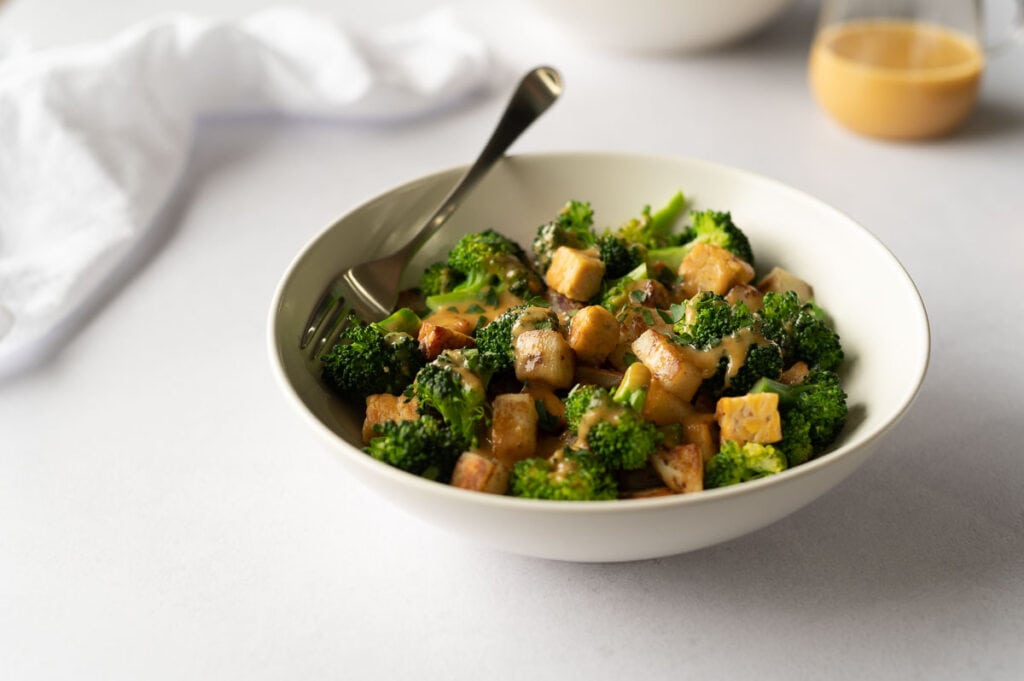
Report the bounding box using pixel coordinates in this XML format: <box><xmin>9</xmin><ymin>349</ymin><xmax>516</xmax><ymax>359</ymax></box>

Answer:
<box><xmin>809</xmin><ymin>20</ymin><xmax>984</xmax><ymax>139</ymax></box>
<box><xmin>679</xmin><ymin>327</ymin><xmax>766</xmax><ymax>388</ymax></box>
<box><xmin>511</xmin><ymin>306</ymin><xmax>559</xmax><ymax>341</ymax></box>
<box><xmin>424</xmin><ymin>289</ymin><xmax>524</xmax><ymax>329</ymax></box>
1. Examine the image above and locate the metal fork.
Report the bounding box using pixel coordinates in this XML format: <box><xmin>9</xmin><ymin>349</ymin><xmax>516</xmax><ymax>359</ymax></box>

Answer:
<box><xmin>300</xmin><ymin>65</ymin><xmax>564</xmax><ymax>360</ymax></box>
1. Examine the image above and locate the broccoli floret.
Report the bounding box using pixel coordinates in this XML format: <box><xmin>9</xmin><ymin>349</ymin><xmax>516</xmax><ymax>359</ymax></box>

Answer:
<box><xmin>563</xmin><ymin>383</ymin><xmax>614</xmax><ymax>432</ymax></box>
<box><xmin>673</xmin><ymin>292</ymin><xmax>754</xmax><ymax>349</ymax></box>
<box><xmin>615</xmin><ymin>191</ymin><xmax>688</xmax><ymax>250</ymax></box>
<box><xmin>563</xmin><ymin>383</ymin><xmax>661</xmax><ymax>470</ymax></box>
<box><xmin>585</xmin><ymin>410</ymin><xmax>662</xmax><ymax>470</ymax></box>
<box><xmin>322</xmin><ymin>314</ymin><xmax>426</xmax><ymax>404</ymax></box>
<box><xmin>596</xmin><ymin>232</ymin><xmax>647</xmax><ymax>279</ymax></box>
<box><xmin>425</xmin><ymin>230</ymin><xmax>543</xmax><ymax>310</ymax></box>
<box><xmin>365</xmin><ymin>415</ymin><xmax>468</xmax><ymax>481</ymax></box>
<box><xmin>750</xmin><ymin>369</ymin><xmax>848</xmax><ymax>456</ymax></box>
<box><xmin>532</xmin><ymin>200</ymin><xmax>597</xmax><ymax>273</ymax></box>
<box><xmin>758</xmin><ymin>291</ymin><xmax>844</xmax><ymax>371</ymax></box>
<box><xmin>419</xmin><ymin>262</ymin><xmax>464</xmax><ymax>297</ymax></box>
<box><xmin>510</xmin><ymin>448</ymin><xmax>618</xmax><ymax>501</ymax></box>
<box><xmin>474</xmin><ymin>305</ymin><xmax>559</xmax><ymax>373</ymax></box>
<box><xmin>412</xmin><ymin>350</ymin><xmax>490</xmax><ymax>447</ymax></box>
<box><xmin>727</xmin><ymin>343</ymin><xmax>785</xmax><ymax>396</ymax></box>
<box><xmin>647</xmin><ymin>209</ymin><xmax>754</xmax><ymax>271</ymax></box>
<box><xmin>705</xmin><ymin>440</ymin><xmax>788</xmax><ymax>489</ymax></box>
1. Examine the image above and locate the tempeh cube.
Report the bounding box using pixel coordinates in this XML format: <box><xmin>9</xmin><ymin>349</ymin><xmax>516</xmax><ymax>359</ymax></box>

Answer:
<box><xmin>715</xmin><ymin>393</ymin><xmax>782</xmax><ymax>445</ymax></box>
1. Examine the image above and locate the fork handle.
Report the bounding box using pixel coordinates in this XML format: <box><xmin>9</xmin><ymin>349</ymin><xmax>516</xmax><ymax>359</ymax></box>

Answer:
<box><xmin>397</xmin><ymin>66</ymin><xmax>563</xmax><ymax>259</ymax></box>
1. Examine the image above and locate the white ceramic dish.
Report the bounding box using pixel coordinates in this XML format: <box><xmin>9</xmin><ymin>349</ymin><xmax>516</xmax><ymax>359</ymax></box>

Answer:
<box><xmin>268</xmin><ymin>152</ymin><xmax>929</xmax><ymax>563</ymax></box>
<box><xmin>523</xmin><ymin>0</ymin><xmax>797</xmax><ymax>53</ymax></box>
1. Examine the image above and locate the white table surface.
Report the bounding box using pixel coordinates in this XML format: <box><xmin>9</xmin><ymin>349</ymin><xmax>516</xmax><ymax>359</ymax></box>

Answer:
<box><xmin>2</xmin><ymin>1</ymin><xmax>1023</xmax><ymax>679</ymax></box>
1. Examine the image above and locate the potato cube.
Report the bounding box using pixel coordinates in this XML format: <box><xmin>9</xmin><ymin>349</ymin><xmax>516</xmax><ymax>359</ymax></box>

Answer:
<box><xmin>568</xmin><ymin>305</ymin><xmax>620</xmax><ymax>366</ymax></box>
<box><xmin>725</xmin><ymin>283</ymin><xmax>764</xmax><ymax>312</ymax></box>
<box><xmin>418</xmin><ymin>321</ymin><xmax>475</xmax><ymax>361</ymax></box>
<box><xmin>545</xmin><ymin>246</ymin><xmax>606</xmax><ymax>301</ymax></box>
<box><xmin>362</xmin><ymin>394</ymin><xmax>419</xmax><ymax>444</ymax></box>
<box><xmin>641</xmin><ymin>378</ymin><xmax>693</xmax><ymax>426</ymax></box>
<box><xmin>652</xmin><ymin>444</ymin><xmax>704</xmax><ymax>494</ymax></box>
<box><xmin>491</xmin><ymin>393</ymin><xmax>539</xmax><ymax>465</ymax></box>
<box><xmin>716</xmin><ymin>393</ymin><xmax>782</xmax><ymax>445</ymax></box>
<box><xmin>573</xmin><ymin>365</ymin><xmax>625</xmax><ymax>390</ymax></box>
<box><xmin>450</xmin><ymin>451</ymin><xmax>510</xmax><ymax>494</ymax></box>
<box><xmin>514</xmin><ymin>329</ymin><xmax>575</xmax><ymax>388</ymax></box>
<box><xmin>681</xmin><ymin>413</ymin><xmax>719</xmax><ymax>463</ymax></box>
<box><xmin>679</xmin><ymin>242</ymin><xmax>755</xmax><ymax>298</ymax></box>
<box><xmin>631</xmin><ymin>329</ymin><xmax>704</xmax><ymax>402</ymax></box>
<box><xmin>422</xmin><ymin>310</ymin><xmax>477</xmax><ymax>336</ymax></box>
<box><xmin>757</xmin><ymin>266</ymin><xmax>814</xmax><ymax>303</ymax></box>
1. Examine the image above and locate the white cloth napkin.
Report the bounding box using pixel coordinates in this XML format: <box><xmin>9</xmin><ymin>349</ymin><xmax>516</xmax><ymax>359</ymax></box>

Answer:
<box><xmin>0</xmin><ymin>6</ymin><xmax>490</xmax><ymax>376</ymax></box>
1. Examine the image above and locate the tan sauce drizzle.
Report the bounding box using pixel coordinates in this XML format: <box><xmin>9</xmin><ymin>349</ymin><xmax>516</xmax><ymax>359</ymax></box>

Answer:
<box><xmin>577</xmin><ymin>404</ymin><xmax>622</xmax><ymax>445</ymax></box>
<box><xmin>424</xmin><ymin>290</ymin><xmax>524</xmax><ymax>329</ymax></box>
<box><xmin>678</xmin><ymin>327</ymin><xmax>767</xmax><ymax>388</ymax></box>
<box><xmin>510</xmin><ymin>306</ymin><xmax>557</xmax><ymax>341</ymax></box>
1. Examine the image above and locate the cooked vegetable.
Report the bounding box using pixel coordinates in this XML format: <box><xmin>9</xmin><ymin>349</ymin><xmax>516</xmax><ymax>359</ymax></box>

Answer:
<box><xmin>705</xmin><ymin>440</ymin><xmax>788</xmax><ymax>489</ymax></box>
<box><xmin>424</xmin><ymin>229</ymin><xmax>543</xmax><ymax>310</ymax></box>
<box><xmin>321</xmin><ymin>309</ymin><xmax>426</xmax><ymax>403</ymax></box>
<box><xmin>412</xmin><ymin>349</ymin><xmax>490</xmax><ymax>448</ymax></box>
<box><xmin>365</xmin><ymin>415</ymin><xmax>467</xmax><ymax>481</ymax></box>
<box><xmin>322</xmin><ymin>192</ymin><xmax>848</xmax><ymax>500</ymax></box>
<box><xmin>510</xmin><ymin>448</ymin><xmax>618</xmax><ymax>501</ymax></box>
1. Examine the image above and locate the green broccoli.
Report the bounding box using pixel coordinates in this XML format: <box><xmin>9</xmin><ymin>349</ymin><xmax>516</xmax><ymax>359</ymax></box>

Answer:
<box><xmin>705</xmin><ymin>440</ymin><xmax>788</xmax><ymax>489</ymax></box>
<box><xmin>647</xmin><ymin>209</ymin><xmax>755</xmax><ymax>272</ymax></box>
<box><xmin>672</xmin><ymin>292</ymin><xmax>754</xmax><ymax>349</ymax></box>
<box><xmin>596</xmin><ymin>232</ymin><xmax>647</xmax><ymax>279</ymax></box>
<box><xmin>419</xmin><ymin>262</ymin><xmax>464</xmax><ymax>297</ymax></box>
<box><xmin>474</xmin><ymin>305</ymin><xmax>560</xmax><ymax>373</ymax></box>
<box><xmin>563</xmin><ymin>384</ymin><xmax>661</xmax><ymax>470</ymax></box>
<box><xmin>412</xmin><ymin>349</ymin><xmax>490</xmax><ymax>447</ymax></box>
<box><xmin>668</xmin><ymin>293</ymin><xmax>782</xmax><ymax>397</ymax></box>
<box><xmin>750</xmin><ymin>369</ymin><xmax>848</xmax><ymax>463</ymax></box>
<box><xmin>615</xmin><ymin>191</ymin><xmax>688</xmax><ymax>250</ymax></box>
<box><xmin>611</xmin><ymin>362</ymin><xmax>651</xmax><ymax>412</ymax></box>
<box><xmin>321</xmin><ymin>311</ymin><xmax>426</xmax><ymax>404</ymax></box>
<box><xmin>531</xmin><ymin>200</ymin><xmax>597</xmax><ymax>273</ymax></box>
<box><xmin>510</xmin><ymin>448</ymin><xmax>618</xmax><ymax>501</ymax></box>
<box><xmin>563</xmin><ymin>383</ymin><xmax>613</xmax><ymax>432</ymax></box>
<box><xmin>424</xmin><ymin>230</ymin><xmax>543</xmax><ymax>310</ymax></box>
<box><xmin>365</xmin><ymin>415</ymin><xmax>468</xmax><ymax>481</ymax></box>
<box><xmin>757</xmin><ymin>291</ymin><xmax>844</xmax><ymax>371</ymax></box>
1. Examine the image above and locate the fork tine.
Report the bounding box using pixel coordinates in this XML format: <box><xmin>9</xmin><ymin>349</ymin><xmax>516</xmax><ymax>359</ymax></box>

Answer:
<box><xmin>301</xmin><ymin>283</ymin><xmax>343</xmax><ymax>350</ymax></box>
<box><xmin>310</xmin><ymin>300</ymin><xmax>352</xmax><ymax>361</ymax></box>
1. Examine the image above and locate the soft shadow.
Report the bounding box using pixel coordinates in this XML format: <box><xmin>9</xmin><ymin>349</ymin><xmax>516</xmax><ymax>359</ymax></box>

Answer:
<box><xmin>955</xmin><ymin>98</ymin><xmax>1024</xmax><ymax>141</ymax></box>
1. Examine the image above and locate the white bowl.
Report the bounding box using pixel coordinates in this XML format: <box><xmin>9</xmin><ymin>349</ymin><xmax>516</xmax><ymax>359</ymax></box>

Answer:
<box><xmin>523</xmin><ymin>0</ymin><xmax>797</xmax><ymax>53</ymax></box>
<box><xmin>268</xmin><ymin>152</ymin><xmax>929</xmax><ymax>563</ymax></box>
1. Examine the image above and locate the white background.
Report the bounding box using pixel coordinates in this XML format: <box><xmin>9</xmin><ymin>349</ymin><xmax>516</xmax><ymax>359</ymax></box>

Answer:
<box><xmin>2</xmin><ymin>0</ymin><xmax>1023</xmax><ymax>679</ymax></box>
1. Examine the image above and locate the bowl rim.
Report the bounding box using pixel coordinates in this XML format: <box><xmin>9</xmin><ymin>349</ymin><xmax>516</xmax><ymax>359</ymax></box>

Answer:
<box><xmin>268</xmin><ymin>150</ymin><xmax>931</xmax><ymax>514</ymax></box>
